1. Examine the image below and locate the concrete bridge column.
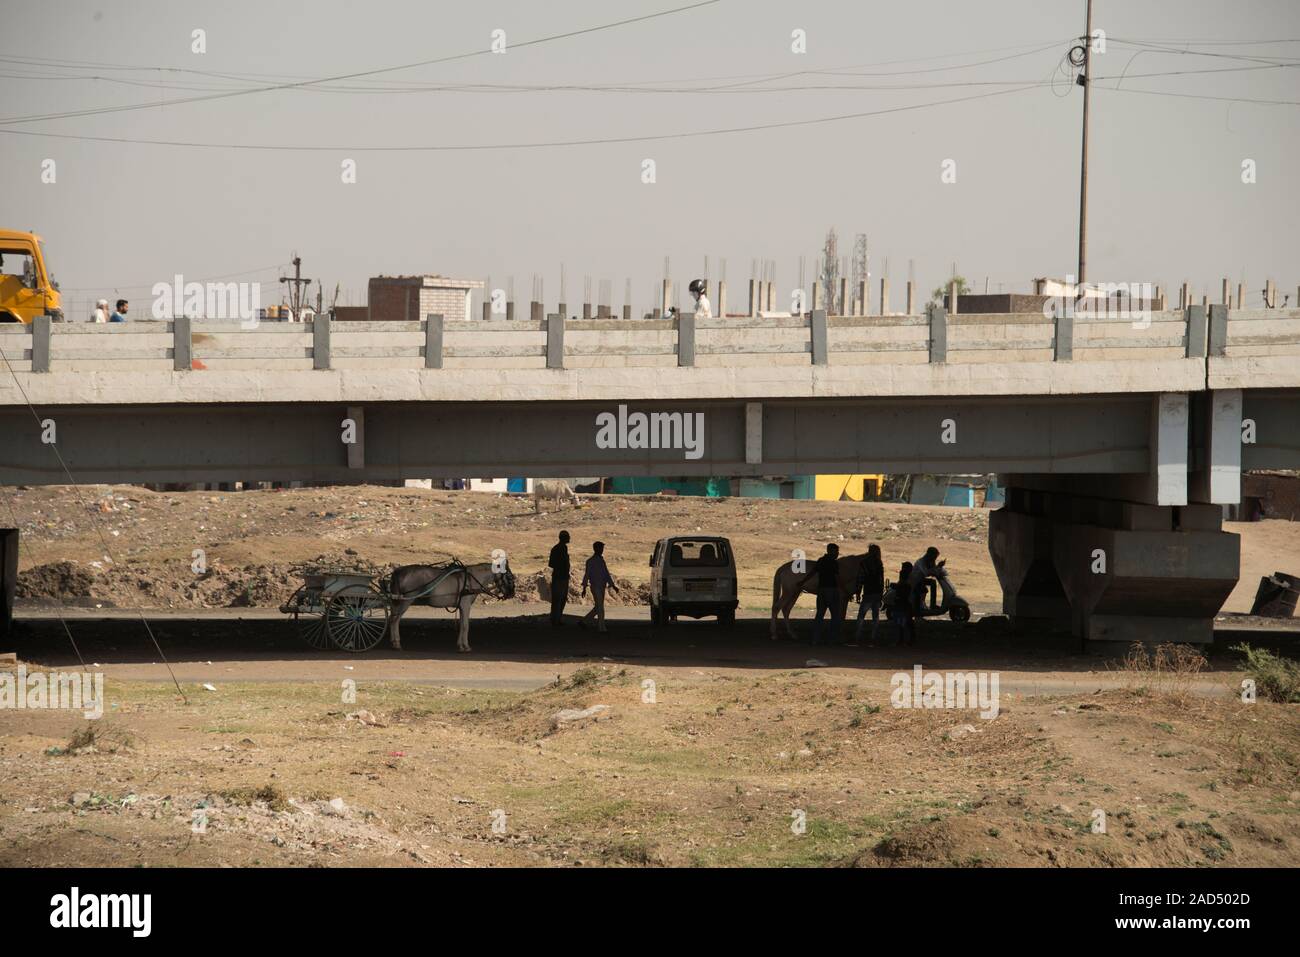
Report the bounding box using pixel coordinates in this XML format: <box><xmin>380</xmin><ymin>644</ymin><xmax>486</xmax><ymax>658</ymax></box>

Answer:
<box><xmin>989</xmin><ymin>392</ymin><xmax>1242</xmax><ymax>648</ymax></box>
<box><xmin>990</xmin><ymin>481</ymin><xmax>1239</xmax><ymax>647</ymax></box>
<box><xmin>987</xmin><ymin>490</ymin><xmax>1070</xmax><ymax>628</ymax></box>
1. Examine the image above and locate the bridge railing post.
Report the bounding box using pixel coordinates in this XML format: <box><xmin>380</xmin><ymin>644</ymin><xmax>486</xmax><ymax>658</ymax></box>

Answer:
<box><xmin>810</xmin><ymin>308</ymin><xmax>828</xmax><ymax>365</ymax></box>
<box><xmin>173</xmin><ymin>315</ymin><xmax>192</xmax><ymax>371</ymax></box>
<box><xmin>31</xmin><ymin>316</ymin><xmax>51</xmax><ymax>373</ymax></box>
<box><xmin>1185</xmin><ymin>304</ymin><xmax>1207</xmax><ymax>358</ymax></box>
<box><xmin>927</xmin><ymin>302</ymin><xmax>947</xmax><ymax>363</ymax></box>
<box><xmin>546</xmin><ymin>313</ymin><xmax>565</xmax><ymax>369</ymax></box>
<box><xmin>677</xmin><ymin>312</ymin><xmax>695</xmax><ymax>367</ymax></box>
<box><xmin>1206</xmin><ymin>303</ymin><xmax>1227</xmax><ymax>358</ymax></box>
<box><xmin>1052</xmin><ymin>302</ymin><xmax>1073</xmax><ymax>361</ymax></box>
<box><xmin>312</xmin><ymin>314</ymin><xmax>331</xmax><ymax>370</ymax></box>
<box><xmin>424</xmin><ymin>313</ymin><xmax>443</xmax><ymax>369</ymax></box>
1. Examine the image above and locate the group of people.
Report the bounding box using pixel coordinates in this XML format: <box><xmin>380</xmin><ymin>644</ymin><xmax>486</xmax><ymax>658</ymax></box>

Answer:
<box><xmin>547</xmin><ymin>530</ymin><xmax>620</xmax><ymax>633</ymax></box>
<box><xmin>804</xmin><ymin>542</ymin><xmax>946</xmax><ymax>647</ymax></box>
<box><xmin>89</xmin><ymin>298</ymin><xmax>129</xmax><ymax>323</ymax></box>
<box><xmin>542</xmin><ymin>528</ymin><xmax>950</xmax><ymax>644</ymax></box>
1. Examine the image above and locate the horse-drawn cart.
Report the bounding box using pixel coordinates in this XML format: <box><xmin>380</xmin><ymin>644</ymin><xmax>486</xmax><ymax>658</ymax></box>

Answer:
<box><xmin>280</xmin><ymin>565</ymin><xmax>391</xmax><ymax>653</ymax></box>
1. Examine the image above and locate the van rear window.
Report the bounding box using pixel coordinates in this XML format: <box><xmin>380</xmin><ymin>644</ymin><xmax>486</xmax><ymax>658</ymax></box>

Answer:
<box><xmin>668</xmin><ymin>540</ymin><xmax>729</xmax><ymax>567</ymax></box>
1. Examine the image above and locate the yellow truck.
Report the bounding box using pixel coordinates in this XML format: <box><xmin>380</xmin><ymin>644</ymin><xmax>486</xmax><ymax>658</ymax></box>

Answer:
<box><xmin>0</xmin><ymin>230</ymin><xmax>63</xmax><ymax>323</ymax></box>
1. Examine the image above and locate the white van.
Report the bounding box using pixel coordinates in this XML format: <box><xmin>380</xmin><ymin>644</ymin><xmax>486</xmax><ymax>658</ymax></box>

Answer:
<box><xmin>648</xmin><ymin>536</ymin><xmax>738</xmax><ymax>627</ymax></box>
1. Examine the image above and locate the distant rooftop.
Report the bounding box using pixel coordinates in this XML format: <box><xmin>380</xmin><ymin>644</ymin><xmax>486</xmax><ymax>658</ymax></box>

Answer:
<box><xmin>370</xmin><ymin>275</ymin><xmax>483</xmax><ymax>288</ymax></box>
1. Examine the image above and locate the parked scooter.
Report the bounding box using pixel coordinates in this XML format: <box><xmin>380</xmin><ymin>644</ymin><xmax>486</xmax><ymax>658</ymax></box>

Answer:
<box><xmin>882</xmin><ymin>563</ymin><xmax>971</xmax><ymax>622</ymax></box>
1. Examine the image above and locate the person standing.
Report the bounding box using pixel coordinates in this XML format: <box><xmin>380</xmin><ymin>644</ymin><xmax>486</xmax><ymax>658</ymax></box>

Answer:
<box><xmin>109</xmin><ymin>299</ymin><xmax>129</xmax><ymax>322</ymax></box>
<box><xmin>580</xmin><ymin>540</ymin><xmax>619</xmax><ymax>633</ymax></box>
<box><xmin>548</xmin><ymin>530</ymin><xmax>571</xmax><ymax>627</ymax></box>
<box><xmin>889</xmin><ymin>561</ymin><xmax>916</xmax><ymax>646</ymax></box>
<box><xmin>854</xmin><ymin>543</ymin><xmax>885</xmax><ymax>643</ymax></box>
<box><xmin>90</xmin><ymin>299</ymin><xmax>110</xmax><ymax>324</ymax></box>
<box><xmin>805</xmin><ymin>542</ymin><xmax>843</xmax><ymax>646</ymax></box>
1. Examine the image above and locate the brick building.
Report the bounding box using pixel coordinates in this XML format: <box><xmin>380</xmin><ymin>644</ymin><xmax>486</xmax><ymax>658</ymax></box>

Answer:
<box><xmin>365</xmin><ymin>275</ymin><xmax>482</xmax><ymax>323</ymax></box>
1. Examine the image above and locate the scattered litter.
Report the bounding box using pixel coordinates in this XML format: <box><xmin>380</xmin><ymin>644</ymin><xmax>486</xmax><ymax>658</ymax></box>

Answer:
<box><xmin>201</xmin><ymin>683</ymin><xmax>217</xmax><ymax>692</ymax></box>
<box><xmin>805</xmin><ymin>658</ymin><xmax>829</xmax><ymax>668</ymax></box>
<box><xmin>346</xmin><ymin>709</ymin><xmax>385</xmax><ymax>727</ymax></box>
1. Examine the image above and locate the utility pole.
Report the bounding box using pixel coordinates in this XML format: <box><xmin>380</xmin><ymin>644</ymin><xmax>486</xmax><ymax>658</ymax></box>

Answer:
<box><xmin>1075</xmin><ymin>0</ymin><xmax>1093</xmax><ymax>288</ymax></box>
<box><xmin>279</xmin><ymin>255</ymin><xmax>314</xmax><ymax>320</ymax></box>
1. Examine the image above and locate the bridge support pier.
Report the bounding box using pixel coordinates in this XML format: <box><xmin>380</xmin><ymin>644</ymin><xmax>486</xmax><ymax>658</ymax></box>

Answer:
<box><xmin>987</xmin><ymin>502</ymin><xmax>1070</xmax><ymax>630</ymax></box>
<box><xmin>990</xmin><ymin>483</ymin><xmax>1239</xmax><ymax>647</ymax></box>
<box><xmin>990</xmin><ymin>390</ymin><xmax>1243</xmax><ymax>648</ymax></box>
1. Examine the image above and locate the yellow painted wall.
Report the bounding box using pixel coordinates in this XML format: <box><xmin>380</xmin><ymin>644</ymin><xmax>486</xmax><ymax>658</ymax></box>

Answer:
<box><xmin>814</xmin><ymin>474</ymin><xmax>883</xmax><ymax>502</ymax></box>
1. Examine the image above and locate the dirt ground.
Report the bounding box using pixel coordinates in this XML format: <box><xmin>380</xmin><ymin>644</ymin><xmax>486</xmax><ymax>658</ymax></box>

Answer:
<box><xmin>2</xmin><ymin>484</ymin><xmax>1298</xmax><ymax>867</ymax></box>
<box><xmin>1</xmin><ymin>662</ymin><xmax>1297</xmax><ymax>867</ymax></box>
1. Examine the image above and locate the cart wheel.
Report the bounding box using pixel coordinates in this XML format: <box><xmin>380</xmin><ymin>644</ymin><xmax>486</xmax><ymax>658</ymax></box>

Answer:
<box><xmin>290</xmin><ymin>586</ymin><xmax>332</xmax><ymax>651</ymax></box>
<box><xmin>326</xmin><ymin>586</ymin><xmax>391</xmax><ymax>653</ymax></box>
<box><xmin>949</xmin><ymin>604</ymin><xmax>971</xmax><ymax>623</ymax></box>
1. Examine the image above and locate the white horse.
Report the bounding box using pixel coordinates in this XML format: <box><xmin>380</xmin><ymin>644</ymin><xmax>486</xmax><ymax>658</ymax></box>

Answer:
<box><xmin>387</xmin><ymin>560</ymin><xmax>515</xmax><ymax>652</ymax></box>
<box><xmin>533</xmin><ymin>479</ymin><xmax>580</xmax><ymax>514</ymax></box>
<box><xmin>769</xmin><ymin>553</ymin><xmax>864</xmax><ymax>640</ymax></box>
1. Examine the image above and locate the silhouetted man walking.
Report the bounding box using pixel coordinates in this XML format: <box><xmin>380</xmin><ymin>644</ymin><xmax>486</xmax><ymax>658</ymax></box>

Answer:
<box><xmin>548</xmin><ymin>530</ymin><xmax>571</xmax><ymax>626</ymax></box>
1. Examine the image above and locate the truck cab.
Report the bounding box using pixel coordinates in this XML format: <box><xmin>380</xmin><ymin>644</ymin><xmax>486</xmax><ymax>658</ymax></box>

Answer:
<box><xmin>0</xmin><ymin>230</ymin><xmax>62</xmax><ymax>324</ymax></box>
<box><xmin>648</xmin><ymin>535</ymin><xmax>738</xmax><ymax>627</ymax></box>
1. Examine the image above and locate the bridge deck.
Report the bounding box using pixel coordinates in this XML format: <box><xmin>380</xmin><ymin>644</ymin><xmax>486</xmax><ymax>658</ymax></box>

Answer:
<box><xmin>1</xmin><ymin>307</ymin><xmax>1295</xmax><ymax>405</ymax></box>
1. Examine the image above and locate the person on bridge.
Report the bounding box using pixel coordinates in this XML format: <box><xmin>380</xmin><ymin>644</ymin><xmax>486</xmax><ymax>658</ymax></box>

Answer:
<box><xmin>110</xmin><ymin>299</ymin><xmax>129</xmax><ymax>322</ymax></box>
<box><xmin>689</xmin><ymin>278</ymin><xmax>712</xmax><ymax>319</ymax></box>
<box><xmin>804</xmin><ymin>542</ymin><xmax>843</xmax><ymax>645</ymax></box>
<box><xmin>548</xmin><ymin>530</ymin><xmax>571</xmax><ymax>627</ymax></box>
<box><xmin>580</xmin><ymin>541</ymin><xmax>619</xmax><ymax>633</ymax></box>
<box><xmin>90</xmin><ymin>299</ymin><xmax>109</xmax><ymax>324</ymax></box>
<box><xmin>853</xmin><ymin>543</ymin><xmax>885</xmax><ymax>643</ymax></box>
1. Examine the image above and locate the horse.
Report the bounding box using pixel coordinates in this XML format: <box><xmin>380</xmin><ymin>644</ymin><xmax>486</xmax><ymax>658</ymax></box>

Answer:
<box><xmin>386</xmin><ymin>560</ymin><xmax>515</xmax><ymax>652</ymax></box>
<box><xmin>769</xmin><ymin>553</ymin><xmax>865</xmax><ymax>640</ymax></box>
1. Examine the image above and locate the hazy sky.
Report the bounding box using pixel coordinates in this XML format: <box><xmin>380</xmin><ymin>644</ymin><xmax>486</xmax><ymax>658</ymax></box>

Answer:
<box><xmin>4</xmin><ymin>0</ymin><xmax>1298</xmax><ymax>316</ymax></box>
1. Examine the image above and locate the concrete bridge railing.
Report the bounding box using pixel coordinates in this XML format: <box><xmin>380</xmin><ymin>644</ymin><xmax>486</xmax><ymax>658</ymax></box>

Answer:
<box><xmin>4</xmin><ymin>305</ymin><xmax>1295</xmax><ymax>374</ymax></box>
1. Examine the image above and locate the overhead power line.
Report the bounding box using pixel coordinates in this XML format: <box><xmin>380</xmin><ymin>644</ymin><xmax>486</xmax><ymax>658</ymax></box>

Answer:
<box><xmin>0</xmin><ymin>0</ymin><xmax>723</xmax><ymax>126</ymax></box>
<box><xmin>0</xmin><ymin>84</ymin><xmax>1045</xmax><ymax>152</ymax></box>
<box><xmin>0</xmin><ymin>35</ymin><xmax>1072</xmax><ymax>91</ymax></box>
<box><xmin>1094</xmin><ymin>85</ymin><xmax>1300</xmax><ymax>106</ymax></box>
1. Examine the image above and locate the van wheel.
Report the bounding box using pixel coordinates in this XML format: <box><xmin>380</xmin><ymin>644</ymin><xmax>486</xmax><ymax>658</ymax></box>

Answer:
<box><xmin>719</xmin><ymin>611</ymin><xmax>735</xmax><ymax>629</ymax></box>
<box><xmin>650</xmin><ymin>605</ymin><xmax>662</xmax><ymax>627</ymax></box>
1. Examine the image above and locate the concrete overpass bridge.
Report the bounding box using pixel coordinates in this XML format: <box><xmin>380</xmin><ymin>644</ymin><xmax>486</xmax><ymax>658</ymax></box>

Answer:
<box><xmin>2</xmin><ymin>304</ymin><xmax>1298</xmax><ymax>647</ymax></box>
